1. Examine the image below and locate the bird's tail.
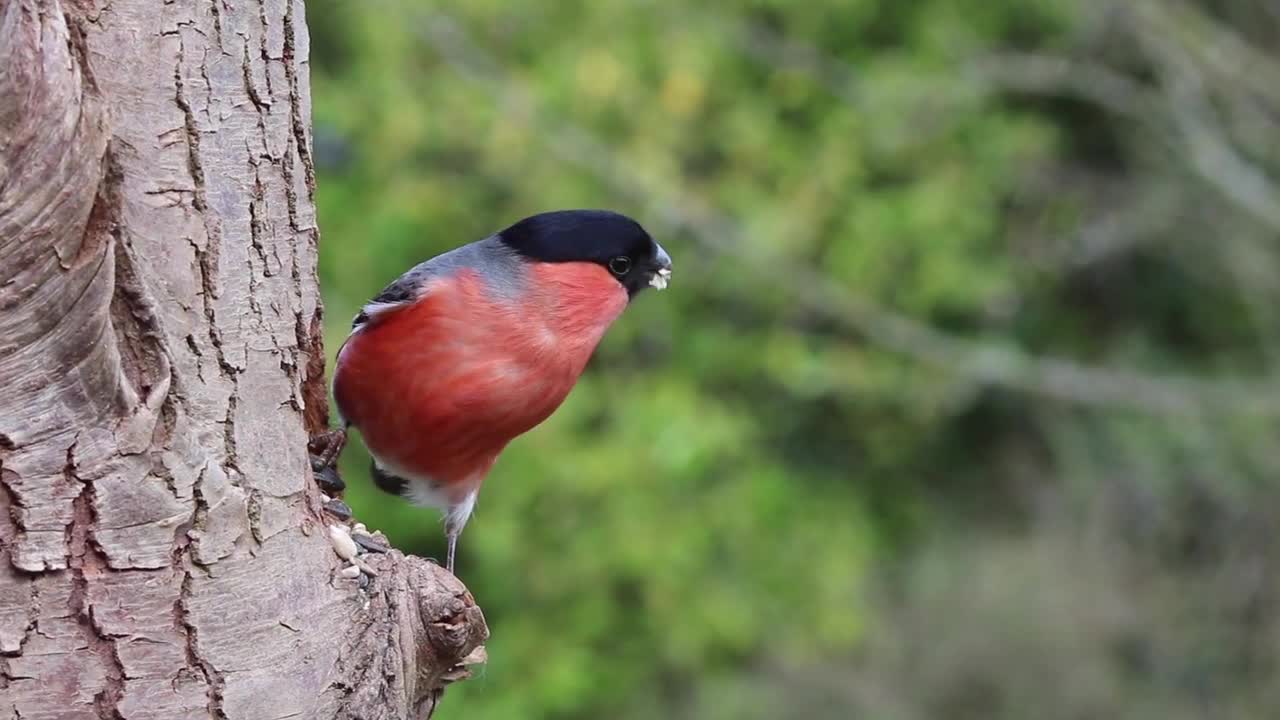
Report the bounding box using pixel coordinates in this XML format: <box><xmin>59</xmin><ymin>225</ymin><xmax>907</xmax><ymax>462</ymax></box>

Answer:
<box><xmin>369</xmin><ymin>460</ymin><xmax>409</xmax><ymax>497</ymax></box>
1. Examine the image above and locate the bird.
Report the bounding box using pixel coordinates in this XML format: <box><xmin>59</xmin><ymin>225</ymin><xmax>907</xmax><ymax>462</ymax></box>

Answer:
<box><xmin>311</xmin><ymin>209</ymin><xmax>672</xmax><ymax>573</ymax></box>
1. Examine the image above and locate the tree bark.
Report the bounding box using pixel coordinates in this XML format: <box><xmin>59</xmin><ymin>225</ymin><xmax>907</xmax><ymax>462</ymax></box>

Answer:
<box><xmin>0</xmin><ymin>1</ymin><xmax>487</xmax><ymax>718</ymax></box>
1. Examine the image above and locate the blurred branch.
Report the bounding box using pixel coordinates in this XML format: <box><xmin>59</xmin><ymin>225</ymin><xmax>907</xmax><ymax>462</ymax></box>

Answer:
<box><xmin>705</xmin><ymin>3</ymin><xmax>1280</xmax><ymax>237</ymax></box>
<box><xmin>1019</xmin><ymin>183</ymin><xmax>1183</xmax><ymax>271</ymax></box>
<box><xmin>964</xmin><ymin>53</ymin><xmax>1153</xmax><ymax>120</ymax></box>
<box><xmin>709</xmin><ymin>1</ymin><xmax>1280</xmax><ymax>366</ymax></box>
<box><xmin>976</xmin><ymin>44</ymin><xmax>1280</xmax><ymax>234</ymax></box>
<box><xmin>725</xmin><ymin>16</ymin><xmax>862</xmax><ymax>105</ymax></box>
<box><xmin>416</xmin><ymin>12</ymin><xmax>1280</xmax><ymax>417</ymax></box>
<box><xmin>1129</xmin><ymin>0</ymin><xmax>1280</xmax><ymax>234</ymax></box>
<box><xmin>717</xmin><ymin>15</ymin><xmax>1153</xmax><ymax>121</ymax></box>
<box><xmin>1141</xmin><ymin>0</ymin><xmax>1280</xmax><ymax>108</ymax></box>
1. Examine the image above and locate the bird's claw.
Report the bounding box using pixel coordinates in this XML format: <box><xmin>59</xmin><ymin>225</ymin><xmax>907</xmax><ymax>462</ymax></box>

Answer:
<box><xmin>308</xmin><ymin>428</ymin><xmax>348</xmax><ymax>469</ymax></box>
<box><xmin>309</xmin><ymin>427</ymin><xmax>349</xmax><ymax>494</ymax></box>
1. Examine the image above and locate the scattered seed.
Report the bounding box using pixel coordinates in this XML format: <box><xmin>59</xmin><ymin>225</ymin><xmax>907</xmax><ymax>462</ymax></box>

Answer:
<box><xmin>328</xmin><ymin>525</ymin><xmax>358</xmax><ymax>561</ymax></box>
<box><xmin>322</xmin><ymin>498</ymin><xmax>353</xmax><ymax>521</ymax></box>
<box><xmin>313</xmin><ymin>464</ymin><xmax>345</xmax><ymax>493</ymax></box>
<box><xmin>352</xmin><ymin>556</ymin><xmax>379</xmax><ymax>577</ymax></box>
<box><xmin>352</xmin><ymin>533</ymin><xmax>389</xmax><ymax>554</ymax></box>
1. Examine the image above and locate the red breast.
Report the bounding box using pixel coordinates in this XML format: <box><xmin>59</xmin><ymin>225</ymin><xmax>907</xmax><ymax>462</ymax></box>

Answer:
<box><xmin>332</xmin><ymin>261</ymin><xmax>628</xmax><ymax>495</ymax></box>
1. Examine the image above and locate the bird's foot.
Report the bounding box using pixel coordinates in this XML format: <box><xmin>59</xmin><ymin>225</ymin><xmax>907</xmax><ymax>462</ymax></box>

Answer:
<box><xmin>308</xmin><ymin>428</ymin><xmax>348</xmax><ymax>494</ymax></box>
<box><xmin>308</xmin><ymin>427</ymin><xmax>348</xmax><ymax>469</ymax></box>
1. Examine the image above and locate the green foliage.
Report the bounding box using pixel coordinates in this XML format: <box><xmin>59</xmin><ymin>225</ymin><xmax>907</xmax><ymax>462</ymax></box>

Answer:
<box><xmin>309</xmin><ymin>0</ymin><xmax>1280</xmax><ymax>716</ymax></box>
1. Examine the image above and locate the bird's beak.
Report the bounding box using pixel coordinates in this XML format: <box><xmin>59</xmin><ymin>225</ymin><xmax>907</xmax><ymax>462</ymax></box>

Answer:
<box><xmin>649</xmin><ymin>243</ymin><xmax>673</xmax><ymax>291</ymax></box>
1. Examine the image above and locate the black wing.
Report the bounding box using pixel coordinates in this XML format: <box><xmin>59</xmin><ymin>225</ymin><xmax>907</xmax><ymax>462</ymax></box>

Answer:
<box><xmin>351</xmin><ymin>271</ymin><xmax>425</xmax><ymax>328</ymax></box>
<box><xmin>349</xmin><ymin>237</ymin><xmax>519</xmax><ymax>330</ymax></box>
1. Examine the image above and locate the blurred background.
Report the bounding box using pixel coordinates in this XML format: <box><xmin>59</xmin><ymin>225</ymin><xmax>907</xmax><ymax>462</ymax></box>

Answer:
<box><xmin>307</xmin><ymin>0</ymin><xmax>1280</xmax><ymax>717</ymax></box>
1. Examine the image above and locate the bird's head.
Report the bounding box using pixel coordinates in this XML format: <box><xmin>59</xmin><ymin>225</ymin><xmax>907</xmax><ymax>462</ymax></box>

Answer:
<box><xmin>497</xmin><ymin>209</ymin><xmax>673</xmax><ymax>298</ymax></box>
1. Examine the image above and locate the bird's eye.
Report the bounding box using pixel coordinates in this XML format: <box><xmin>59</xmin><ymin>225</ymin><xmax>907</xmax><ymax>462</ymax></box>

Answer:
<box><xmin>608</xmin><ymin>256</ymin><xmax>632</xmax><ymax>276</ymax></box>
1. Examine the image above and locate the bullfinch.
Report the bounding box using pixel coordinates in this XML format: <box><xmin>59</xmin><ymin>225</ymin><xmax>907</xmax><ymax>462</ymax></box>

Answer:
<box><xmin>313</xmin><ymin>209</ymin><xmax>673</xmax><ymax>573</ymax></box>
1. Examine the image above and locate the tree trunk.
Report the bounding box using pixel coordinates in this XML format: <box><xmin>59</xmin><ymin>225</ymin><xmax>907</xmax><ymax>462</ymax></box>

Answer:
<box><xmin>0</xmin><ymin>1</ymin><xmax>487</xmax><ymax>718</ymax></box>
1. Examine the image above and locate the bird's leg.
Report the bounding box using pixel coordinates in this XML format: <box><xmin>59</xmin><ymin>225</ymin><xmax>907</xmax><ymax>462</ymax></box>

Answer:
<box><xmin>308</xmin><ymin>426</ymin><xmax>348</xmax><ymax>495</ymax></box>
<box><xmin>308</xmin><ymin>426</ymin><xmax>348</xmax><ymax>469</ymax></box>
<box><xmin>443</xmin><ymin>493</ymin><xmax>476</xmax><ymax>575</ymax></box>
<box><xmin>445</xmin><ymin>523</ymin><xmax>460</xmax><ymax>574</ymax></box>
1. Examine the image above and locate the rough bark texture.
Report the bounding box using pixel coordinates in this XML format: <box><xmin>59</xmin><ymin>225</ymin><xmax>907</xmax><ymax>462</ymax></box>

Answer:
<box><xmin>0</xmin><ymin>1</ymin><xmax>488</xmax><ymax>718</ymax></box>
